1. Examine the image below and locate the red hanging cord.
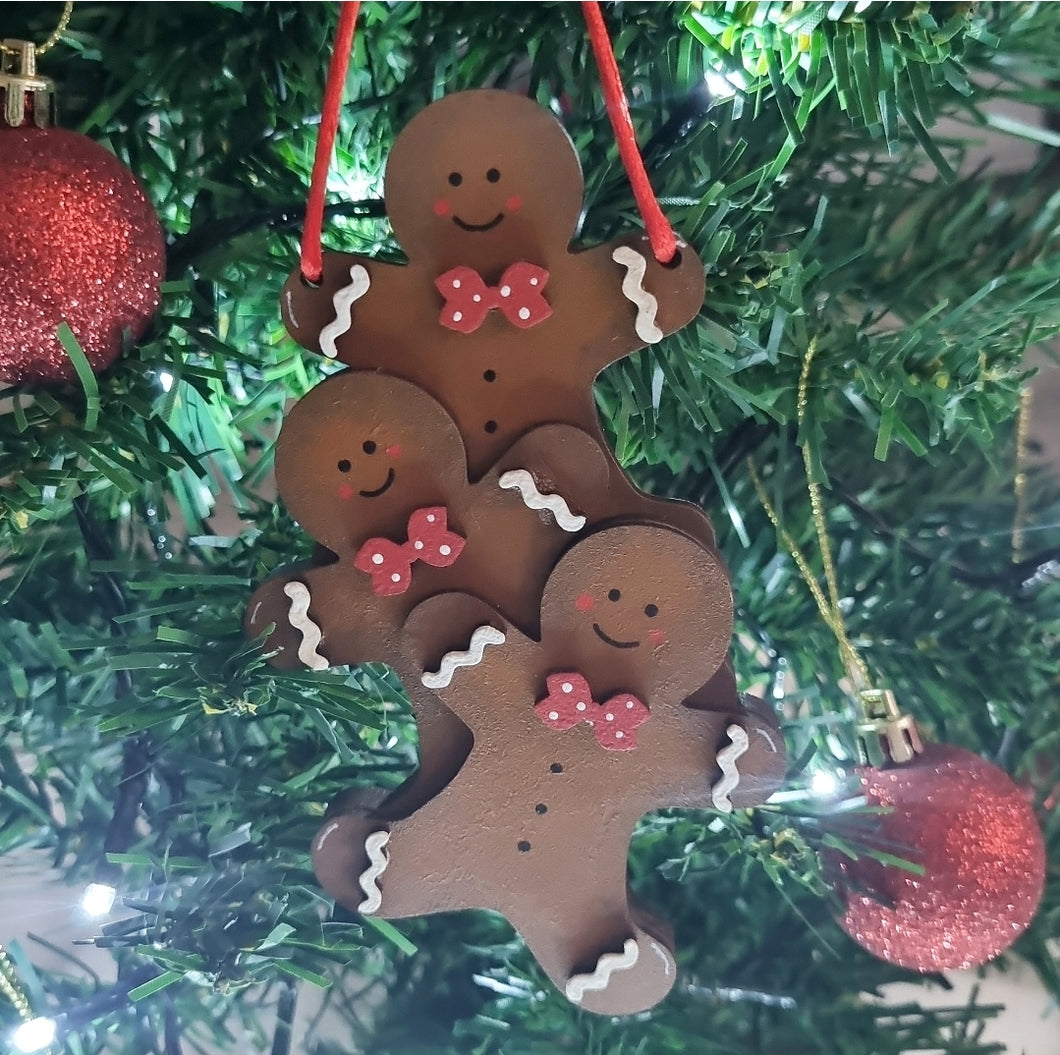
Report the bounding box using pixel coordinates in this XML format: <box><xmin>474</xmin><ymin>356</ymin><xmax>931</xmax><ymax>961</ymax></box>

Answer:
<box><xmin>301</xmin><ymin>2</ymin><xmax>676</xmax><ymax>275</ymax></box>
<box><xmin>581</xmin><ymin>1</ymin><xmax>678</xmax><ymax>264</ymax></box>
<box><xmin>300</xmin><ymin>1</ymin><xmax>360</xmax><ymax>284</ymax></box>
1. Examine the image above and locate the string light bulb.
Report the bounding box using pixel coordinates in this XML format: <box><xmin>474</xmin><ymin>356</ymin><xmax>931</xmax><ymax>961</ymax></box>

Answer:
<box><xmin>11</xmin><ymin>1017</ymin><xmax>57</xmax><ymax>1054</ymax></box>
<box><xmin>79</xmin><ymin>883</ymin><xmax>118</xmax><ymax>919</ymax></box>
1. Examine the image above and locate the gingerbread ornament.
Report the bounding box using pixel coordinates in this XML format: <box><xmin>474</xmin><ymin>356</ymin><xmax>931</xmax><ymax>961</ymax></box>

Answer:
<box><xmin>311</xmin><ymin>526</ymin><xmax>787</xmax><ymax>1016</ymax></box>
<box><xmin>280</xmin><ymin>90</ymin><xmax>706</xmax><ymax>485</ymax></box>
<box><xmin>245</xmin><ymin>369</ymin><xmax>730</xmax><ymax>815</ymax></box>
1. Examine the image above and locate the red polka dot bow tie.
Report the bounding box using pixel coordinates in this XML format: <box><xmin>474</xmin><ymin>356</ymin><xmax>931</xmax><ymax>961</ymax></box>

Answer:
<box><xmin>534</xmin><ymin>672</ymin><xmax>650</xmax><ymax>751</ymax></box>
<box><xmin>435</xmin><ymin>262</ymin><xmax>552</xmax><ymax>333</ymax></box>
<box><xmin>353</xmin><ymin>507</ymin><xmax>465</xmax><ymax>596</ymax></box>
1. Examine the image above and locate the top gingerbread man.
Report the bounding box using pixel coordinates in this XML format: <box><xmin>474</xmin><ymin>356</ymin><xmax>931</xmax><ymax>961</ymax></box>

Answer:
<box><xmin>282</xmin><ymin>89</ymin><xmax>705</xmax><ymax>481</ymax></box>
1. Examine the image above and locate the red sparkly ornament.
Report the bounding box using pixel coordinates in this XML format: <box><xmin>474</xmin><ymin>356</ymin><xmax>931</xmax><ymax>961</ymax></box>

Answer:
<box><xmin>0</xmin><ymin>40</ymin><xmax>164</xmax><ymax>385</ymax></box>
<box><xmin>834</xmin><ymin>742</ymin><xmax>1046</xmax><ymax>972</ymax></box>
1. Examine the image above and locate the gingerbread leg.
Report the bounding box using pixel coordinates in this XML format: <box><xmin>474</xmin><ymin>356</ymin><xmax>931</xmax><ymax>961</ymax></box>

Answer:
<box><xmin>507</xmin><ymin>887</ymin><xmax>678</xmax><ymax>1016</ymax></box>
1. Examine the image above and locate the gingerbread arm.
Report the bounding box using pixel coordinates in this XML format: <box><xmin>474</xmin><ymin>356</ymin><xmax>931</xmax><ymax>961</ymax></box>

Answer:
<box><xmin>279</xmin><ymin>251</ymin><xmax>401</xmax><ymax>362</ymax></box>
<box><xmin>579</xmin><ymin>232</ymin><xmax>705</xmax><ymax>374</ymax></box>
<box><xmin>494</xmin><ymin>424</ymin><xmax>614</xmax><ymax>531</ymax></box>
<box><xmin>643</xmin><ymin>694</ymin><xmax>786</xmax><ymax>812</ymax></box>
<box><xmin>245</xmin><ymin>561</ymin><xmax>404</xmax><ymax>671</ymax></box>
<box><xmin>403</xmin><ymin>592</ymin><xmax>536</xmax><ymax>731</ymax></box>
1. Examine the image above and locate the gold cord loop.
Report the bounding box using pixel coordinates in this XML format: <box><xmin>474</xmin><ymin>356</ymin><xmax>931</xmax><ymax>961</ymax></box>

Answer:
<box><xmin>1012</xmin><ymin>384</ymin><xmax>1032</xmax><ymax>565</ymax></box>
<box><xmin>1</xmin><ymin>2</ymin><xmax>74</xmax><ymax>56</ymax></box>
<box><xmin>749</xmin><ymin>337</ymin><xmax>922</xmax><ymax>763</ymax></box>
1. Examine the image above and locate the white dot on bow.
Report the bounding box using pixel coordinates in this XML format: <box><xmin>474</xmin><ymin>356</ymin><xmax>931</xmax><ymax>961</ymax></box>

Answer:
<box><xmin>371</xmin><ymin>553</ymin><xmax>384</xmax><ymax>565</ymax></box>
<box><xmin>561</xmin><ymin>682</ymin><xmax>573</xmax><ymax>693</ymax></box>
<box><xmin>426</xmin><ymin>514</ymin><xmax>436</xmax><ymax>523</ymax></box>
<box><xmin>391</xmin><ymin>573</ymin><xmax>401</xmax><ymax>582</ymax></box>
<box><xmin>576</xmin><ymin>702</ymin><xmax>586</xmax><ymax>711</ymax></box>
<box><xmin>453</xmin><ymin>311</ymin><xmax>463</xmax><ymax>322</ymax></box>
<box><xmin>518</xmin><ymin>307</ymin><xmax>531</xmax><ymax>320</ymax></box>
<box><xmin>626</xmin><ymin>700</ymin><xmax>634</xmax><ymax>708</ymax></box>
<box><xmin>616</xmin><ymin>731</ymin><xmax>625</xmax><ymax>738</ymax></box>
<box><xmin>452</xmin><ymin>279</ymin><xmax>461</xmax><ymax>289</ymax></box>
<box><xmin>439</xmin><ymin>544</ymin><xmax>451</xmax><ymax>556</ymax></box>
<box><xmin>413</xmin><ymin>540</ymin><xmax>424</xmax><ymax>550</ymax></box>
<box><xmin>605</xmin><ymin>713</ymin><xmax>615</xmax><ymax>722</ymax></box>
<box><xmin>473</xmin><ymin>294</ymin><xmax>482</xmax><ymax>302</ymax></box>
<box><xmin>500</xmin><ymin>285</ymin><xmax>511</xmax><ymax>297</ymax></box>
<box><xmin>530</xmin><ymin>277</ymin><xmax>539</xmax><ymax>286</ymax></box>
<box><xmin>548</xmin><ymin>710</ymin><xmax>559</xmax><ymax>720</ymax></box>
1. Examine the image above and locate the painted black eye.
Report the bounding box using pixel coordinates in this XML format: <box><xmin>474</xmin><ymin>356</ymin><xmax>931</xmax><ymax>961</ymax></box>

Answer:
<box><xmin>337</xmin><ymin>459</ymin><xmax>351</xmax><ymax>473</ymax></box>
<box><xmin>644</xmin><ymin>604</ymin><xmax>659</xmax><ymax>618</ymax></box>
<box><xmin>607</xmin><ymin>589</ymin><xmax>621</xmax><ymax>602</ymax></box>
<box><xmin>448</xmin><ymin>171</ymin><xmax>462</xmax><ymax>186</ymax></box>
<box><xmin>486</xmin><ymin>168</ymin><xmax>500</xmax><ymax>183</ymax></box>
<box><xmin>362</xmin><ymin>440</ymin><xmax>377</xmax><ymax>454</ymax></box>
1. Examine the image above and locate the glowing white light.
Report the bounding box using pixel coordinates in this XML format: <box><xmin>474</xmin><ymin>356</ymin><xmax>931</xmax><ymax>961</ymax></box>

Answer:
<box><xmin>12</xmin><ymin>1017</ymin><xmax>57</xmax><ymax>1053</ymax></box>
<box><xmin>79</xmin><ymin>882</ymin><xmax>118</xmax><ymax>918</ymax></box>
<box><xmin>704</xmin><ymin>68</ymin><xmax>747</xmax><ymax>100</ymax></box>
<box><xmin>158</xmin><ymin>370</ymin><xmax>175</xmax><ymax>392</ymax></box>
<box><xmin>811</xmin><ymin>770</ymin><xmax>840</xmax><ymax>797</ymax></box>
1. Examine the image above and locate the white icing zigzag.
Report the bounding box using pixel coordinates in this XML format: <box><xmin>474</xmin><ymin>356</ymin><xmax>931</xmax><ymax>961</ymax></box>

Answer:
<box><xmin>612</xmin><ymin>245</ymin><xmax>664</xmax><ymax>344</ymax></box>
<box><xmin>498</xmin><ymin>469</ymin><xmax>586</xmax><ymax>533</ymax></box>
<box><xmin>319</xmin><ymin>264</ymin><xmax>371</xmax><ymax>358</ymax></box>
<box><xmin>565</xmin><ymin>938</ymin><xmax>640</xmax><ymax>1003</ymax></box>
<box><xmin>711</xmin><ymin>723</ymin><xmax>750</xmax><ymax>813</ymax></box>
<box><xmin>283</xmin><ymin>581</ymin><xmax>329</xmax><ymax>671</ymax></box>
<box><xmin>421</xmin><ymin>625</ymin><xmax>506</xmax><ymax>689</ymax></box>
<box><xmin>357</xmin><ymin>829</ymin><xmax>391</xmax><ymax>915</ymax></box>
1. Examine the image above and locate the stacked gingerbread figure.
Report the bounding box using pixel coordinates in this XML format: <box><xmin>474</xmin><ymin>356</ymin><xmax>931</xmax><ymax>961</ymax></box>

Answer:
<box><xmin>247</xmin><ymin>90</ymin><xmax>787</xmax><ymax>1015</ymax></box>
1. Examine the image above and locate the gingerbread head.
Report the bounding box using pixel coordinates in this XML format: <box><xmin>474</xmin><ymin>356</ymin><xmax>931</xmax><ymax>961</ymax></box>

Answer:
<box><xmin>537</xmin><ymin>525</ymin><xmax>734</xmax><ymax>707</ymax></box>
<box><xmin>385</xmin><ymin>90</ymin><xmax>584</xmax><ymax>271</ymax></box>
<box><xmin>275</xmin><ymin>370</ymin><xmax>466</xmax><ymax>557</ymax></box>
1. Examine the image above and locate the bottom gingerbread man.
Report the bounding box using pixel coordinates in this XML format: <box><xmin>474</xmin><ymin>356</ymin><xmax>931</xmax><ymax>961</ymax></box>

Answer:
<box><xmin>312</xmin><ymin>525</ymin><xmax>786</xmax><ymax>1015</ymax></box>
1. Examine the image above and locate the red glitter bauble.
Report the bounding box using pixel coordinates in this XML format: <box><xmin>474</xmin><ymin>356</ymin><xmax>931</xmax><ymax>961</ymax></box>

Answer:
<box><xmin>0</xmin><ymin>125</ymin><xmax>164</xmax><ymax>384</ymax></box>
<box><xmin>834</xmin><ymin>743</ymin><xmax>1045</xmax><ymax>972</ymax></box>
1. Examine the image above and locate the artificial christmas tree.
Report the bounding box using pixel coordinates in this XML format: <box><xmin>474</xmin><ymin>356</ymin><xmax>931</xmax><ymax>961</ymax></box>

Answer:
<box><xmin>1</xmin><ymin>3</ymin><xmax>1058</xmax><ymax>1054</ymax></box>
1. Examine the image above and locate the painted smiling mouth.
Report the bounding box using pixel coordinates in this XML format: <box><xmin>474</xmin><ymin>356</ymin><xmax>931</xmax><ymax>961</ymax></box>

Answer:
<box><xmin>453</xmin><ymin>213</ymin><xmax>504</xmax><ymax>233</ymax></box>
<box><xmin>359</xmin><ymin>469</ymin><xmax>396</xmax><ymax>498</ymax></box>
<box><xmin>592</xmin><ymin>622</ymin><xmax>640</xmax><ymax>650</ymax></box>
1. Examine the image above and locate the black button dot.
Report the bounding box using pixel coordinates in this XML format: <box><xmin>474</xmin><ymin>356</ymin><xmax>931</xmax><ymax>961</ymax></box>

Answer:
<box><xmin>483</xmin><ymin>369</ymin><xmax>496</xmax><ymax>382</ymax></box>
<box><xmin>448</xmin><ymin>171</ymin><xmax>462</xmax><ymax>186</ymax></box>
<box><xmin>644</xmin><ymin>603</ymin><xmax>659</xmax><ymax>618</ymax></box>
<box><xmin>337</xmin><ymin>459</ymin><xmax>351</xmax><ymax>473</ymax></box>
<box><xmin>517</xmin><ymin>840</ymin><xmax>531</xmax><ymax>852</ymax></box>
<box><xmin>486</xmin><ymin>168</ymin><xmax>501</xmax><ymax>183</ymax></box>
<box><xmin>362</xmin><ymin>440</ymin><xmax>377</xmax><ymax>454</ymax></box>
<box><xmin>535</xmin><ymin>803</ymin><xmax>547</xmax><ymax>814</ymax></box>
<box><xmin>608</xmin><ymin>589</ymin><xmax>621</xmax><ymax>602</ymax></box>
<box><xmin>550</xmin><ymin>762</ymin><xmax>563</xmax><ymax>773</ymax></box>
<box><xmin>484</xmin><ymin>420</ymin><xmax>498</xmax><ymax>433</ymax></box>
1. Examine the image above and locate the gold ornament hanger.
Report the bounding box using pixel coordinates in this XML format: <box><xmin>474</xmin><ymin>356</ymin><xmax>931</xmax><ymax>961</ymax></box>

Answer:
<box><xmin>748</xmin><ymin>338</ymin><xmax>922</xmax><ymax>767</ymax></box>
<box><xmin>0</xmin><ymin>2</ymin><xmax>73</xmax><ymax>127</ymax></box>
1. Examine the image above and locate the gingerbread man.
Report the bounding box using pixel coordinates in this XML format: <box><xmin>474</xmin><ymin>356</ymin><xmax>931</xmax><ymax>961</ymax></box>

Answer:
<box><xmin>245</xmin><ymin>369</ymin><xmax>727</xmax><ymax>815</ymax></box>
<box><xmin>311</xmin><ymin>525</ymin><xmax>786</xmax><ymax>1015</ymax></box>
<box><xmin>280</xmin><ymin>90</ymin><xmax>707</xmax><ymax>496</ymax></box>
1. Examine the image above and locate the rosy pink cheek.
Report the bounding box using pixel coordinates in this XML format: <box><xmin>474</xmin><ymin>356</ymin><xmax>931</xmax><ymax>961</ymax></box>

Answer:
<box><xmin>649</xmin><ymin>629</ymin><xmax>666</xmax><ymax>647</ymax></box>
<box><xmin>386</xmin><ymin>444</ymin><xmax>402</xmax><ymax>459</ymax></box>
<box><xmin>505</xmin><ymin>194</ymin><xmax>523</xmax><ymax>213</ymax></box>
<box><xmin>575</xmin><ymin>592</ymin><xmax>594</xmax><ymax>612</ymax></box>
<box><xmin>337</xmin><ymin>483</ymin><xmax>355</xmax><ymax>501</ymax></box>
<box><xmin>433</xmin><ymin>198</ymin><xmax>451</xmax><ymax>217</ymax></box>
